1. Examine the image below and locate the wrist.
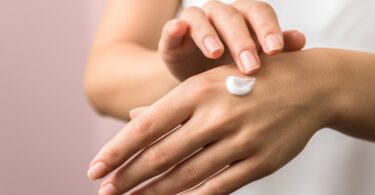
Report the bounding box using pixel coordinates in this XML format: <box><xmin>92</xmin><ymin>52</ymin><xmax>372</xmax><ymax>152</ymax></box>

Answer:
<box><xmin>306</xmin><ymin>48</ymin><xmax>348</xmax><ymax>130</ymax></box>
<box><xmin>325</xmin><ymin>49</ymin><xmax>375</xmax><ymax>137</ymax></box>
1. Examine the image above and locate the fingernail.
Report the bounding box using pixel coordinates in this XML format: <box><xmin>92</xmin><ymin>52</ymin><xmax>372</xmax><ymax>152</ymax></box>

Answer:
<box><xmin>99</xmin><ymin>183</ymin><xmax>119</xmax><ymax>195</ymax></box>
<box><xmin>265</xmin><ymin>33</ymin><xmax>282</xmax><ymax>52</ymax></box>
<box><xmin>87</xmin><ymin>162</ymin><xmax>108</xmax><ymax>180</ymax></box>
<box><xmin>203</xmin><ymin>36</ymin><xmax>222</xmax><ymax>55</ymax></box>
<box><xmin>239</xmin><ymin>50</ymin><xmax>259</xmax><ymax>73</ymax></box>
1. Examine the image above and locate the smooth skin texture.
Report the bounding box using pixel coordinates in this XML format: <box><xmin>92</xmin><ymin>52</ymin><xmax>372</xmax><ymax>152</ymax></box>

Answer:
<box><xmin>89</xmin><ymin>49</ymin><xmax>375</xmax><ymax>195</ymax></box>
<box><xmin>84</xmin><ymin>0</ymin><xmax>305</xmax><ymax>120</ymax></box>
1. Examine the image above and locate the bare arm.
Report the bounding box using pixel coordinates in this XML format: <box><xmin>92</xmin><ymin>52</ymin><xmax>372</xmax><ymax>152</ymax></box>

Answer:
<box><xmin>84</xmin><ymin>0</ymin><xmax>181</xmax><ymax>120</ymax></box>
<box><xmin>84</xmin><ymin>0</ymin><xmax>306</xmax><ymax>121</ymax></box>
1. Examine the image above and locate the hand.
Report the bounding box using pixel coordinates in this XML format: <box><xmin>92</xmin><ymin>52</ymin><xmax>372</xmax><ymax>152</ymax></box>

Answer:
<box><xmin>159</xmin><ymin>0</ymin><xmax>306</xmax><ymax>81</ymax></box>
<box><xmin>88</xmin><ymin>49</ymin><xmax>344</xmax><ymax>195</ymax></box>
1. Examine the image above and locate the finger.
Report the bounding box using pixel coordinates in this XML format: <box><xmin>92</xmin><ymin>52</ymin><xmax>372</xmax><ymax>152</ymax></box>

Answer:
<box><xmin>282</xmin><ymin>30</ymin><xmax>306</xmax><ymax>52</ymax></box>
<box><xmin>182</xmin><ymin>156</ymin><xmax>267</xmax><ymax>195</ymax></box>
<box><xmin>180</xmin><ymin>6</ymin><xmax>225</xmax><ymax>59</ymax></box>
<box><xmin>258</xmin><ymin>30</ymin><xmax>306</xmax><ymax>55</ymax></box>
<box><xmin>87</xmin><ymin>87</ymin><xmax>194</xmax><ymax>181</ymax></box>
<box><xmin>202</xmin><ymin>1</ymin><xmax>260</xmax><ymax>74</ymax></box>
<box><xmin>129</xmin><ymin>106</ymin><xmax>149</xmax><ymax>119</ymax></box>
<box><xmin>158</xmin><ymin>19</ymin><xmax>188</xmax><ymax>51</ymax></box>
<box><xmin>131</xmin><ymin>136</ymin><xmax>250</xmax><ymax>195</ymax></box>
<box><xmin>234</xmin><ymin>1</ymin><xmax>284</xmax><ymax>55</ymax></box>
<box><xmin>102</xmin><ymin>113</ymin><xmax>228</xmax><ymax>194</ymax></box>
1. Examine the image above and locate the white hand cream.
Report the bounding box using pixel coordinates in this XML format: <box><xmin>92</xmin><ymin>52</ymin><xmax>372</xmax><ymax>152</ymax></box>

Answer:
<box><xmin>225</xmin><ymin>76</ymin><xmax>256</xmax><ymax>96</ymax></box>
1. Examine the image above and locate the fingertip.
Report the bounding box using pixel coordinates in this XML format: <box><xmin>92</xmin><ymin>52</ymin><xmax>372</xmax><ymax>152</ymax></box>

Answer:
<box><xmin>87</xmin><ymin>161</ymin><xmax>109</xmax><ymax>181</ymax></box>
<box><xmin>167</xmin><ymin>19</ymin><xmax>188</xmax><ymax>37</ymax></box>
<box><xmin>264</xmin><ymin>33</ymin><xmax>284</xmax><ymax>55</ymax></box>
<box><xmin>208</xmin><ymin>46</ymin><xmax>225</xmax><ymax>59</ymax></box>
<box><xmin>202</xmin><ymin>36</ymin><xmax>225</xmax><ymax>59</ymax></box>
<box><xmin>239</xmin><ymin>50</ymin><xmax>260</xmax><ymax>74</ymax></box>
<box><xmin>282</xmin><ymin>29</ymin><xmax>307</xmax><ymax>52</ymax></box>
<box><xmin>293</xmin><ymin>30</ymin><xmax>306</xmax><ymax>47</ymax></box>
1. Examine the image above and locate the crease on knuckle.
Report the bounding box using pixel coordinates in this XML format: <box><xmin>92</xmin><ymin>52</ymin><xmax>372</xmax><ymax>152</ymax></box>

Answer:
<box><xmin>102</xmin><ymin>144</ymin><xmax>121</xmax><ymax>167</ymax></box>
<box><xmin>147</xmin><ymin>145</ymin><xmax>170</xmax><ymax>173</ymax></box>
<box><xmin>248</xmin><ymin>1</ymin><xmax>273</xmax><ymax>13</ymax></box>
<box><xmin>130</xmin><ymin>115</ymin><xmax>153</xmax><ymax>144</ymax></box>
<box><xmin>222</xmin><ymin>6</ymin><xmax>241</xmax><ymax>20</ymax></box>
<box><xmin>233</xmin><ymin>132</ymin><xmax>259</xmax><ymax>155</ymax></box>
<box><xmin>179</xmin><ymin>163</ymin><xmax>200</xmax><ymax>183</ymax></box>
<box><xmin>229</xmin><ymin>33</ymin><xmax>257</xmax><ymax>52</ymax></box>
<box><xmin>112</xmin><ymin>170</ymin><xmax>131</xmax><ymax>191</ymax></box>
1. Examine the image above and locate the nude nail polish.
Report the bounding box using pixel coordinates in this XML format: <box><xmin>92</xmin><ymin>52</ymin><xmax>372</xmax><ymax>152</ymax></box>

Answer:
<box><xmin>203</xmin><ymin>36</ymin><xmax>222</xmax><ymax>55</ymax></box>
<box><xmin>239</xmin><ymin>50</ymin><xmax>259</xmax><ymax>73</ymax></box>
<box><xmin>265</xmin><ymin>34</ymin><xmax>282</xmax><ymax>52</ymax></box>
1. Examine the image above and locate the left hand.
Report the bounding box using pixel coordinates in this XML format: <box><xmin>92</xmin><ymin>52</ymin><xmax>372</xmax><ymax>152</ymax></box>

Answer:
<box><xmin>88</xmin><ymin>49</ymin><xmax>344</xmax><ymax>195</ymax></box>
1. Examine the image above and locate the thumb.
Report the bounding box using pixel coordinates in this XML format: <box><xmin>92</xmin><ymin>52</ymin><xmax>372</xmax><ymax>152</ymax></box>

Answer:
<box><xmin>282</xmin><ymin>30</ymin><xmax>306</xmax><ymax>52</ymax></box>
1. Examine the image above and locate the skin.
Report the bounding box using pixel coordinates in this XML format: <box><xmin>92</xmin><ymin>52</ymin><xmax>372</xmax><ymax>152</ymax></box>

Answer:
<box><xmin>84</xmin><ymin>0</ymin><xmax>305</xmax><ymax>120</ymax></box>
<box><xmin>89</xmin><ymin>49</ymin><xmax>375</xmax><ymax>195</ymax></box>
<box><xmin>85</xmin><ymin>0</ymin><xmax>375</xmax><ymax>195</ymax></box>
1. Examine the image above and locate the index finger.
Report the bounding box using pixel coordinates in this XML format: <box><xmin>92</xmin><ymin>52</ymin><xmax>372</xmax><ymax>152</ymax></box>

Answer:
<box><xmin>234</xmin><ymin>1</ymin><xmax>284</xmax><ymax>55</ymax></box>
<box><xmin>87</xmin><ymin>86</ymin><xmax>194</xmax><ymax>180</ymax></box>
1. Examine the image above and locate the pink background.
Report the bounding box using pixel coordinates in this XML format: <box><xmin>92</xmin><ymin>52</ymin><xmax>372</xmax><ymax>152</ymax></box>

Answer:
<box><xmin>0</xmin><ymin>0</ymin><xmax>123</xmax><ymax>194</ymax></box>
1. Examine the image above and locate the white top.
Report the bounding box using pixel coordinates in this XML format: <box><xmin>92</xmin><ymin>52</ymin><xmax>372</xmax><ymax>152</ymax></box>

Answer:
<box><xmin>182</xmin><ymin>0</ymin><xmax>375</xmax><ymax>195</ymax></box>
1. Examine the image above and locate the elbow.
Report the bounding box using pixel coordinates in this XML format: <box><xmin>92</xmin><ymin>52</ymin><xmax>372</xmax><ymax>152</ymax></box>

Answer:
<box><xmin>83</xmin><ymin>58</ymin><xmax>132</xmax><ymax>121</ymax></box>
<box><xmin>84</xmin><ymin>63</ymin><xmax>110</xmax><ymax>116</ymax></box>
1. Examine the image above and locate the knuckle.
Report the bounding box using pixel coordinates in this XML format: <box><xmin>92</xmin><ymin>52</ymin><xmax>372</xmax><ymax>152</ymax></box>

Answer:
<box><xmin>221</xmin><ymin>6</ymin><xmax>242</xmax><ymax>20</ymax></box>
<box><xmin>256</xmin><ymin>21</ymin><xmax>276</xmax><ymax>31</ymax></box>
<box><xmin>204</xmin><ymin>1</ymin><xmax>241</xmax><ymax>19</ymax></box>
<box><xmin>102</xmin><ymin>144</ymin><xmax>121</xmax><ymax>166</ymax></box>
<box><xmin>233</xmin><ymin>133</ymin><xmax>258</xmax><ymax>154</ymax></box>
<box><xmin>130</xmin><ymin>115</ymin><xmax>153</xmax><ymax>143</ymax></box>
<box><xmin>202</xmin><ymin>0</ymin><xmax>220</xmax><ymax>10</ymax></box>
<box><xmin>230</xmin><ymin>33</ymin><xmax>257</xmax><ymax>51</ymax></box>
<box><xmin>249</xmin><ymin>1</ymin><xmax>273</xmax><ymax>12</ymax></box>
<box><xmin>146</xmin><ymin>145</ymin><xmax>170</xmax><ymax>173</ymax></box>
<box><xmin>181</xmin><ymin>6</ymin><xmax>203</xmax><ymax>18</ymax></box>
<box><xmin>179</xmin><ymin>163</ymin><xmax>200</xmax><ymax>183</ymax></box>
<box><xmin>112</xmin><ymin>171</ymin><xmax>131</xmax><ymax>190</ymax></box>
<box><xmin>184</xmin><ymin>75</ymin><xmax>216</xmax><ymax>99</ymax></box>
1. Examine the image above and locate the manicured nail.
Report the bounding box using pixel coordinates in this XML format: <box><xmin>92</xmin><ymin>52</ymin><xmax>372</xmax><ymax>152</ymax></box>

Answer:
<box><xmin>87</xmin><ymin>162</ymin><xmax>108</xmax><ymax>180</ymax></box>
<box><xmin>203</xmin><ymin>36</ymin><xmax>222</xmax><ymax>55</ymax></box>
<box><xmin>265</xmin><ymin>33</ymin><xmax>282</xmax><ymax>52</ymax></box>
<box><xmin>239</xmin><ymin>50</ymin><xmax>259</xmax><ymax>73</ymax></box>
<box><xmin>99</xmin><ymin>184</ymin><xmax>119</xmax><ymax>195</ymax></box>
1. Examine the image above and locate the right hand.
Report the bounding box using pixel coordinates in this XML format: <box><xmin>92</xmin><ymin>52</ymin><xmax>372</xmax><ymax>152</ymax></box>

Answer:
<box><xmin>159</xmin><ymin>0</ymin><xmax>306</xmax><ymax>81</ymax></box>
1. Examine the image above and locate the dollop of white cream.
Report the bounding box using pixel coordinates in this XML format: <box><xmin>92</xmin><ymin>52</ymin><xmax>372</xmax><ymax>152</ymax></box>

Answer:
<box><xmin>225</xmin><ymin>76</ymin><xmax>256</xmax><ymax>96</ymax></box>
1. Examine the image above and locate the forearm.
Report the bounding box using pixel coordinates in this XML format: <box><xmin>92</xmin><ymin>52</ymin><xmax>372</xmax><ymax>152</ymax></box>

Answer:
<box><xmin>84</xmin><ymin>43</ymin><xmax>178</xmax><ymax>120</ymax></box>
<box><xmin>330</xmin><ymin>49</ymin><xmax>375</xmax><ymax>141</ymax></box>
